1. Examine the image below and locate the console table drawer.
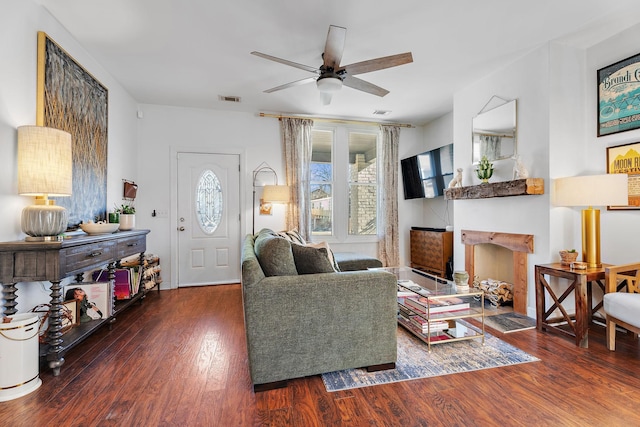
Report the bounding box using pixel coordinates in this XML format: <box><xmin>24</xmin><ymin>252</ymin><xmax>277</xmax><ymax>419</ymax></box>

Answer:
<box><xmin>117</xmin><ymin>235</ymin><xmax>147</xmax><ymax>259</ymax></box>
<box><xmin>63</xmin><ymin>241</ymin><xmax>117</xmax><ymax>272</ymax></box>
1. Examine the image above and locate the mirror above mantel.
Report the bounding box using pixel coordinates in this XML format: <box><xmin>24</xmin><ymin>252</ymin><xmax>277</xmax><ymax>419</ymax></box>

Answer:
<box><xmin>472</xmin><ymin>97</ymin><xmax>517</xmax><ymax>163</ymax></box>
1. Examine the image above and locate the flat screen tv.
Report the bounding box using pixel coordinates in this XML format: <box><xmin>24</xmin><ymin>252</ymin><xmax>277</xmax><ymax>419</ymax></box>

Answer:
<box><xmin>401</xmin><ymin>144</ymin><xmax>454</xmax><ymax>199</ymax></box>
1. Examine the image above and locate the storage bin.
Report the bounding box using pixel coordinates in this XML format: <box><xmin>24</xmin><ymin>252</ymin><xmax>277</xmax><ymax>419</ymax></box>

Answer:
<box><xmin>0</xmin><ymin>313</ymin><xmax>42</xmax><ymax>401</ymax></box>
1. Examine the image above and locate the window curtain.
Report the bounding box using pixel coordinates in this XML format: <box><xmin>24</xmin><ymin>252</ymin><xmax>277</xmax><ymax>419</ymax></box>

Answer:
<box><xmin>480</xmin><ymin>135</ymin><xmax>501</xmax><ymax>160</ymax></box>
<box><xmin>280</xmin><ymin>117</ymin><xmax>314</xmax><ymax>241</ymax></box>
<box><xmin>378</xmin><ymin>125</ymin><xmax>400</xmax><ymax>267</ymax></box>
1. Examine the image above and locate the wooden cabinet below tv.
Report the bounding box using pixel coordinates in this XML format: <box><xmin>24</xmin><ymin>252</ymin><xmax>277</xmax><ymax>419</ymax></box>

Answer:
<box><xmin>410</xmin><ymin>229</ymin><xmax>453</xmax><ymax>279</ymax></box>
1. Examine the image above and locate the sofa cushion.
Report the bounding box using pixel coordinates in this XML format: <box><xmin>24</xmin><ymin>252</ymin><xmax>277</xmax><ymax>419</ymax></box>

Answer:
<box><xmin>333</xmin><ymin>252</ymin><xmax>383</xmax><ymax>271</ymax></box>
<box><xmin>290</xmin><ymin>243</ymin><xmax>335</xmax><ymax>274</ymax></box>
<box><xmin>254</xmin><ymin>233</ymin><xmax>298</xmax><ymax>277</ymax></box>
<box><xmin>604</xmin><ymin>293</ymin><xmax>640</xmax><ymax>327</ymax></box>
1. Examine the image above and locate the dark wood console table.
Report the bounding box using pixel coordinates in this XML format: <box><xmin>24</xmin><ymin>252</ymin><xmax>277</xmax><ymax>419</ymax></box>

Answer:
<box><xmin>0</xmin><ymin>229</ymin><xmax>150</xmax><ymax>375</ymax></box>
<box><xmin>535</xmin><ymin>263</ymin><xmax>608</xmax><ymax>348</ymax></box>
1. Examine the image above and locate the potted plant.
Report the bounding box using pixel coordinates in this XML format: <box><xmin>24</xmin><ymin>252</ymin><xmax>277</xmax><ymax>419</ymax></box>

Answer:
<box><xmin>115</xmin><ymin>203</ymin><xmax>136</xmax><ymax>230</ymax></box>
<box><xmin>559</xmin><ymin>249</ymin><xmax>578</xmax><ymax>265</ymax></box>
<box><xmin>475</xmin><ymin>156</ymin><xmax>494</xmax><ymax>183</ymax></box>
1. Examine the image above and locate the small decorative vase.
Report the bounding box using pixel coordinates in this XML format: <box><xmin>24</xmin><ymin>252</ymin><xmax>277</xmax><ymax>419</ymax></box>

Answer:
<box><xmin>119</xmin><ymin>214</ymin><xmax>135</xmax><ymax>231</ymax></box>
<box><xmin>453</xmin><ymin>271</ymin><xmax>469</xmax><ymax>285</ymax></box>
<box><xmin>453</xmin><ymin>270</ymin><xmax>470</xmax><ymax>293</ymax></box>
<box><xmin>108</xmin><ymin>212</ymin><xmax>120</xmax><ymax>224</ymax></box>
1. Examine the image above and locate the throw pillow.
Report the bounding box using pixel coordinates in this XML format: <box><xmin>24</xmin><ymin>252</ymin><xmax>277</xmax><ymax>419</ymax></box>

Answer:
<box><xmin>290</xmin><ymin>243</ymin><xmax>335</xmax><ymax>274</ymax></box>
<box><xmin>276</xmin><ymin>229</ymin><xmax>306</xmax><ymax>245</ymax></box>
<box><xmin>254</xmin><ymin>234</ymin><xmax>298</xmax><ymax>276</ymax></box>
<box><xmin>306</xmin><ymin>241</ymin><xmax>340</xmax><ymax>272</ymax></box>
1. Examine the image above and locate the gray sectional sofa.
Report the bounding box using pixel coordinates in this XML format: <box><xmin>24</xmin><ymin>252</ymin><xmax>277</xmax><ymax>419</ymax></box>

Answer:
<box><xmin>241</xmin><ymin>229</ymin><xmax>398</xmax><ymax>391</ymax></box>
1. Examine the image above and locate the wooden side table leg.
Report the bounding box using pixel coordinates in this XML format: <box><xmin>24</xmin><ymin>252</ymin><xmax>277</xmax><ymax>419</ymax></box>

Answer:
<box><xmin>575</xmin><ymin>276</ymin><xmax>589</xmax><ymax>348</ymax></box>
<box><xmin>535</xmin><ymin>266</ymin><xmax>545</xmax><ymax>331</ymax></box>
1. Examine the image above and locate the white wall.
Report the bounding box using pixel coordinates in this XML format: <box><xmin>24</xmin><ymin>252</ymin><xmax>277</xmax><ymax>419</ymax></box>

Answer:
<box><xmin>584</xmin><ymin>23</ymin><xmax>640</xmax><ymax>265</ymax></box>
<box><xmin>451</xmin><ymin>21</ymin><xmax>640</xmax><ymax>317</ymax></box>
<box><xmin>420</xmin><ymin>112</ymin><xmax>455</xmax><ymax>231</ymax></box>
<box><xmin>453</xmin><ymin>45</ymin><xmax>552</xmax><ymax>317</ymax></box>
<box><xmin>137</xmin><ymin>108</ymin><xmax>422</xmax><ymax>283</ymax></box>
<box><xmin>397</xmin><ymin>113</ymin><xmax>454</xmax><ymax>267</ymax></box>
<box><xmin>396</xmin><ymin>125</ymin><xmax>424</xmax><ymax>265</ymax></box>
<box><xmin>0</xmin><ymin>1</ymin><xmax>139</xmax><ymax>312</ymax></box>
<box><xmin>135</xmin><ymin>104</ymin><xmax>286</xmax><ymax>288</ymax></box>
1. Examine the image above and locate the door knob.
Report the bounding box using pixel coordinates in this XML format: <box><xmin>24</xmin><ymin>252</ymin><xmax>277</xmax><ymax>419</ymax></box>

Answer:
<box><xmin>178</xmin><ymin>226</ymin><xmax>185</xmax><ymax>231</ymax></box>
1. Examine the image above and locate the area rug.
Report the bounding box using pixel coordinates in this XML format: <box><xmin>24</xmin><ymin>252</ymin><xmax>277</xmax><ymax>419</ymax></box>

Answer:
<box><xmin>322</xmin><ymin>323</ymin><xmax>539</xmax><ymax>392</ymax></box>
<box><xmin>484</xmin><ymin>312</ymin><xmax>537</xmax><ymax>334</ymax></box>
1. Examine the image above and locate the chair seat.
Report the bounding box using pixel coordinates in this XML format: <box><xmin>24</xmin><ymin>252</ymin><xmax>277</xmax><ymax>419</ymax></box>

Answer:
<box><xmin>604</xmin><ymin>293</ymin><xmax>640</xmax><ymax>328</ymax></box>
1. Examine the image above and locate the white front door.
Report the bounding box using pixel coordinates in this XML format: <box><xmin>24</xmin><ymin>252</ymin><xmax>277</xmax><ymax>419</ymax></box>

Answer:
<box><xmin>177</xmin><ymin>152</ymin><xmax>240</xmax><ymax>286</ymax></box>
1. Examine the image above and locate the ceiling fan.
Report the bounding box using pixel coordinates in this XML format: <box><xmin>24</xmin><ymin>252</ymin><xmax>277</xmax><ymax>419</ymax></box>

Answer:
<box><xmin>251</xmin><ymin>25</ymin><xmax>413</xmax><ymax>105</ymax></box>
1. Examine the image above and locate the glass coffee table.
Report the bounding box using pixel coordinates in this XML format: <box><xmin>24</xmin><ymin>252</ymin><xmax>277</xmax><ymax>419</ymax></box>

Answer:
<box><xmin>374</xmin><ymin>267</ymin><xmax>485</xmax><ymax>351</ymax></box>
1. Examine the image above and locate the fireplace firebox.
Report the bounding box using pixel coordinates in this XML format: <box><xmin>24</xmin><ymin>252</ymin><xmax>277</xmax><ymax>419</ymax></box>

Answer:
<box><xmin>461</xmin><ymin>230</ymin><xmax>534</xmax><ymax>314</ymax></box>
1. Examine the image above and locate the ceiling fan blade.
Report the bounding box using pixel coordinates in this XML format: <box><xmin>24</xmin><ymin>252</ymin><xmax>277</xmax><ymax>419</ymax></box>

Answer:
<box><xmin>251</xmin><ymin>51</ymin><xmax>319</xmax><ymax>74</ymax></box>
<box><xmin>339</xmin><ymin>52</ymin><xmax>413</xmax><ymax>75</ymax></box>
<box><xmin>320</xmin><ymin>91</ymin><xmax>333</xmax><ymax>106</ymax></box>
<box><xmin>323</xmin><ymin>25</ymin><xmax>346</xmax><ymax>69</ymax></box>
<box><xmin>263</xmin><ymin>76</ymin><xmax>317</xmax><ymax>93</ymax></box>
<box><xmin>342</xmin><ymin>75</ymin><xmax>389</xmax><ymax>97</ymax></box>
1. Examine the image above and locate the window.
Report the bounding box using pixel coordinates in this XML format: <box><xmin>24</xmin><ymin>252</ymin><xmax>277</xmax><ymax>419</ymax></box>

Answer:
<box><xmin>195</xmin><ymin>169</ymin><xmax>223</xmax><ymax>234</ymax></box>
<box><xmin>310</xmin><ymin>130</ymin><xmax>333</xmax><ymax>235</ymax></box>
<box><xmin>310</xmin><ymin>125</ymin><xmax>380</xmax><ymax>241</ymax></box>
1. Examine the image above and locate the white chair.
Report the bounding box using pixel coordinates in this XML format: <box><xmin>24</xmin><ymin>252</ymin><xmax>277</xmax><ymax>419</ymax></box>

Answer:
<box><xmin>604</xmin><ymin>263</ymin><xmax>640</xmax><ymax>351</ymax></box>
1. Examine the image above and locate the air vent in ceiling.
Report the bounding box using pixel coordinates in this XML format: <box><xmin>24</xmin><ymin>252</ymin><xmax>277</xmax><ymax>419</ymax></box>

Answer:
<box><xmin>219</xmin><ymin>95</ymin><xmax>241</xmax><ymax>103</ymax></box>
<box><xmin>372</xmin><ymin>110</ymin><xmax>391</xmax><ymax>116</ymax></box>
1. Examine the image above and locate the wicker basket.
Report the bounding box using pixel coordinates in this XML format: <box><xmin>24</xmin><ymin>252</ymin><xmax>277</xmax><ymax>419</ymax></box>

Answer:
<box><xmin>559</xmin><ymin>250</ymin><xmax>579</xmax><ymax>266</ymax></box>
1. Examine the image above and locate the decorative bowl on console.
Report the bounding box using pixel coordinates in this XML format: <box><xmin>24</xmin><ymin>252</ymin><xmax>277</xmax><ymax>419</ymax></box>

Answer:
<box><xmin>79</xmin><ymin>222</ymin><xmax>120</xmax><ymax>235</ymax></box>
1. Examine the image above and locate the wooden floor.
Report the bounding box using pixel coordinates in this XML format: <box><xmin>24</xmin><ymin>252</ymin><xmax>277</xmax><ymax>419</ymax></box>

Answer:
<box><xmin>2</xmin><ymin>284</ymin><xmax>639</xmax><ymax>427</ymax></box>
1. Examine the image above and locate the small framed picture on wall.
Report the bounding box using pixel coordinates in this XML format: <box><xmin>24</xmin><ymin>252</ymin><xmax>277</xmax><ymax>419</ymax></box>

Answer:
<box><xmin>606</xmin><ymin>141</ymin><xmax>640</xmax><ymax>209</ymax></box>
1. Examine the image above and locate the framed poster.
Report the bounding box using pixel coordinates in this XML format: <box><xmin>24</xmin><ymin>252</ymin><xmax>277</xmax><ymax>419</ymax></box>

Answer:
<box><xmin>597</xmin><ymin>52</ymin><xmax>640</xmax><ymax>137</ymax></box>
<box><xmin>606</xmin><ymin>141</ymin><xmax>640</xmax><ymax>209</ymax></box>
<box><xmin>36</xmin><ymin>31</ymin><xmax>109</xmax><ymax>228</ymax></box>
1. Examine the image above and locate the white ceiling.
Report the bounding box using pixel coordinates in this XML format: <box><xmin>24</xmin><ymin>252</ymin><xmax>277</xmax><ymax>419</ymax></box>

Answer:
<box><xmin>39</xmin><ymin>0</ymin><xmax>640</xmax><ymax>125</ymax></box>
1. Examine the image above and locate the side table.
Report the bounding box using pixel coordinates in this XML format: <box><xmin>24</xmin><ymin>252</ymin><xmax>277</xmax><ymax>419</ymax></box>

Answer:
<box><xmin>535</xmin><ymin>263</ymin><xmax>608</xmax><ymax>348</ymax></box>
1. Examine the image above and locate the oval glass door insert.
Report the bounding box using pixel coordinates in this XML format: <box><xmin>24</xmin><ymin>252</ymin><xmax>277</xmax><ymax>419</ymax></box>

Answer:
<box><xmin>195</xmin><ymin>169</ymin><xmax>223</xmax><ymax>234</ymax></box>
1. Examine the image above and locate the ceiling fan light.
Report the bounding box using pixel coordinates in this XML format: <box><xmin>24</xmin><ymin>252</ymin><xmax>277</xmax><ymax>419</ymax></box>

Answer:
<box><xmin>316</xmin><ymin>77</ymin><xmax>343</xmax><ymax>93</ymax></box>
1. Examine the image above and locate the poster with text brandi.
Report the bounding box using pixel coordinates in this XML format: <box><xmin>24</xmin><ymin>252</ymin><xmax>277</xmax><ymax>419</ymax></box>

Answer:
<box><xmin>598</xmin><ymin>52</ymin><xmax>640</xmax><ymax>137</ymax></box>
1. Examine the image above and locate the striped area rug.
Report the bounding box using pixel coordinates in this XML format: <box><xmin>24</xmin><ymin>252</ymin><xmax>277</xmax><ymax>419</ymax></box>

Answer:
<box><xmin>322</xmin><ymin>322</ymin><xmax>539</xmax><ymax>392</ymax></box>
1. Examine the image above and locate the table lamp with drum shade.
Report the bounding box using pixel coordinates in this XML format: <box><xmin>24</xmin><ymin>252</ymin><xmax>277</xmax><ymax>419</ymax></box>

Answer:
<box><xmin>17</xmin><ymin>126</ymin><xmax>73</xmax><ymax>241</ymax></box>
<box><xmin>554</xmin><ymin>174</ymin><xmax>628</xmax><ymax>268</ymax></box>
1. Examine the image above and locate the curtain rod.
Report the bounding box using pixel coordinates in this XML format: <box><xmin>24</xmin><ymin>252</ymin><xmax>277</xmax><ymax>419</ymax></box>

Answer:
<box><xmin>259</xmin><ymin>112</ymin><xmax>414</xmax><ymax>128</ymax></box>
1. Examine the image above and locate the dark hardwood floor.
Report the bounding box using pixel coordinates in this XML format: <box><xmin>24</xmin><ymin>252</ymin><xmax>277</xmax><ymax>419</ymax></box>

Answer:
<box><xmin>2</xmin><ymin>284</ymin><xmax>639</xmax><ymax>426</ymax></box>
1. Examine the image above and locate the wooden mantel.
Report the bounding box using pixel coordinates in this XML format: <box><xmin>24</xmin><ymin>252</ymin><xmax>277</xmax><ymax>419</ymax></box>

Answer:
<box><xmin>461</xmin><ymin>230</ymin><xmax>534</xmax><ymax>315</ymax></box>
<box><xmin>444</xmin><ymin>178</ymin><xmax>544</xmax><ymax>200</ymax></box>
